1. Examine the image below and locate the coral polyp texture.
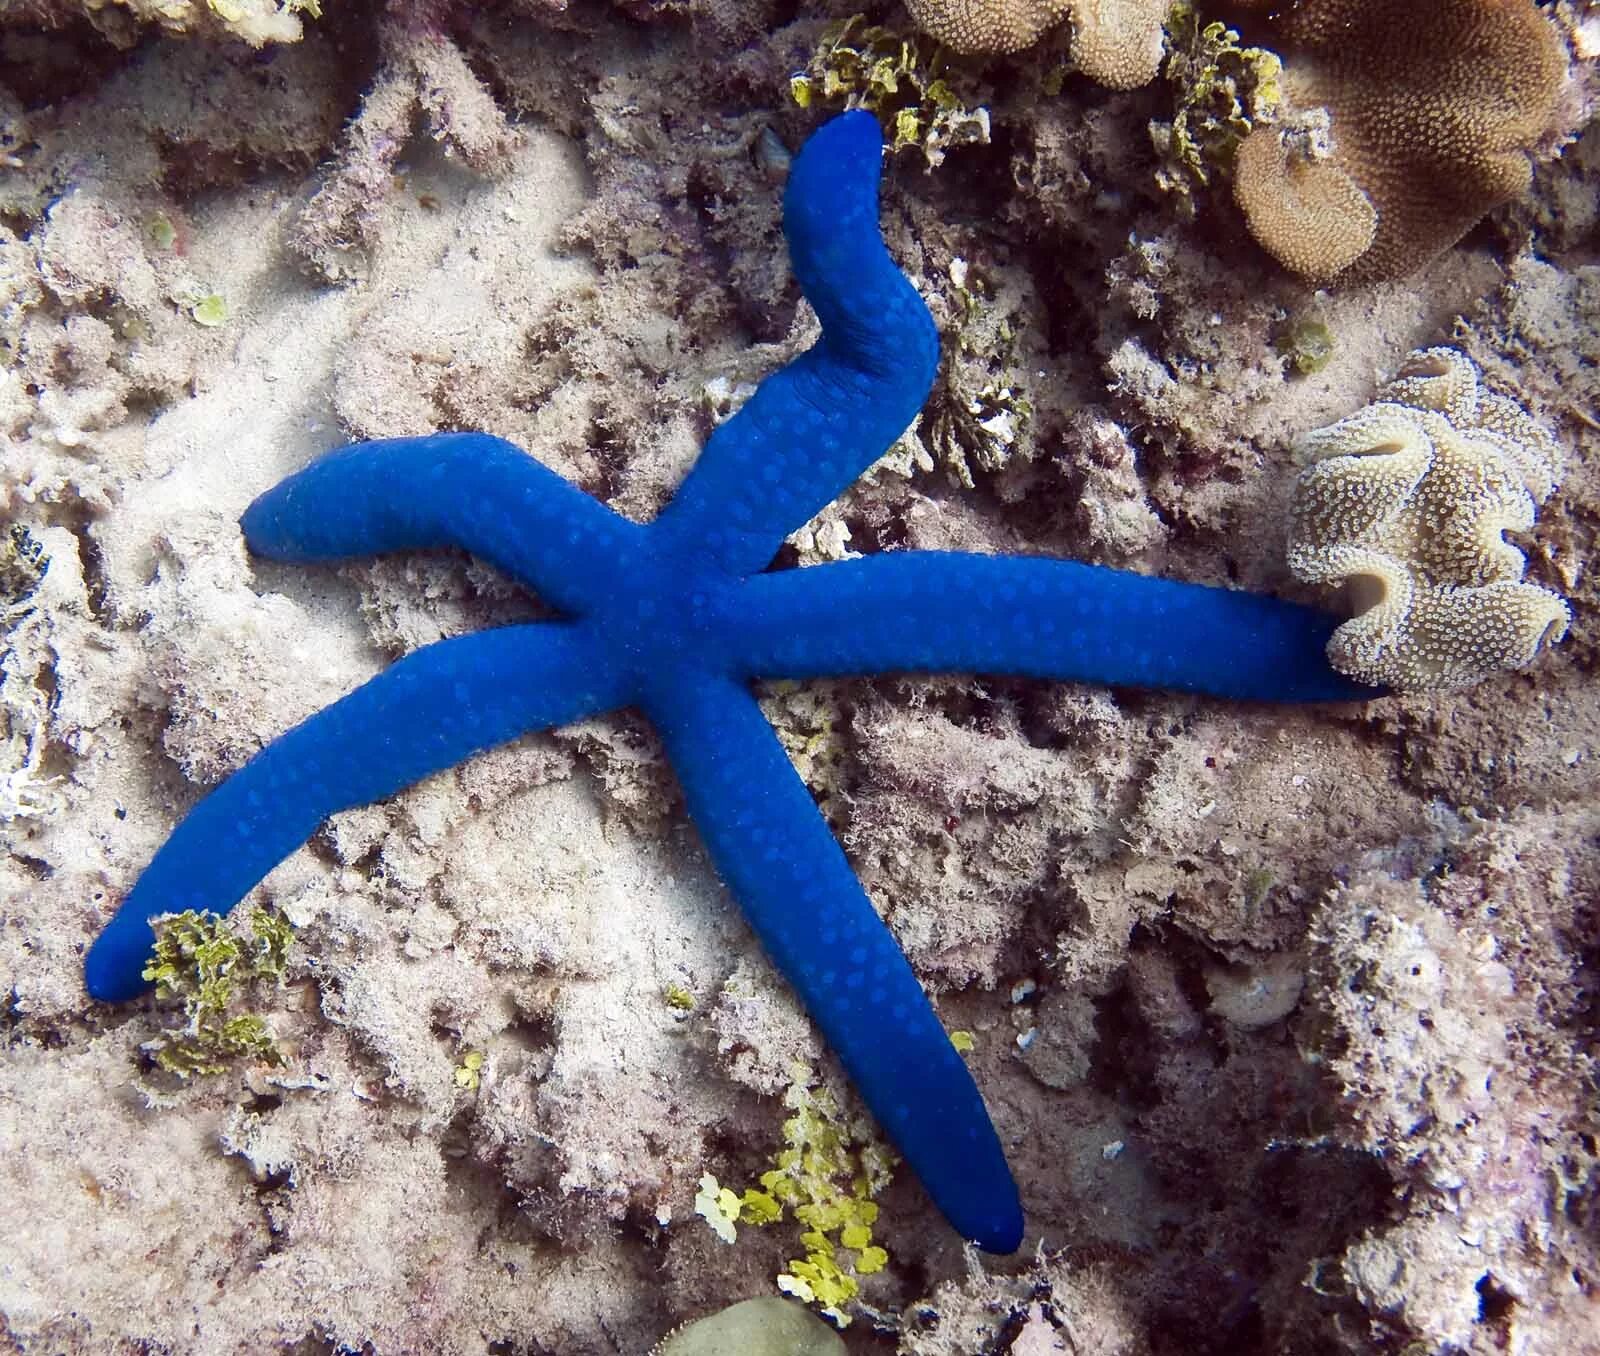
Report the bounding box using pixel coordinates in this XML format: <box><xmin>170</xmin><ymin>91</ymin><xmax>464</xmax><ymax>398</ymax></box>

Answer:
<box><xmin>1286</xmin><ymin>347</ymin><xmax>1569</xmax><ymax>690</ymax></box>
<box><xmin>1233</xmin><ymin>129</ymin><xmax>1376</xmax><ymax>280</ymax></box>
<box><xmin>1228</xmin><ymin>0</ymin><xmax>1568</xmax><ymax>282</ymax></box>
<box><xmin>82</xmin><ymin>111</ymin><xmax>1372</xmax><ymax>1256</ymax></box>
<box><xmin>902</xmin><ymin>0</ymin><xmax>1169</xmax><ymax>88</ymax></box>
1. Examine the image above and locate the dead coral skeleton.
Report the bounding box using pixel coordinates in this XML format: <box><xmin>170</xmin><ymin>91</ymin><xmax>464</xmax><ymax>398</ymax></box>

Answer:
<box><xmin>1227</xmin><ymin>0</ymin><xmax>1569</xmax><ymax>282</ymax></box>
<box><xmin>0</xmin><ymin>526</ymin><xmax>63</xmax><ymax>827</ymax></box>
<box><xmin>7</xmin><ymin>0</ymin><xmax>321</xmax><ymax>47</ymax></box>
<box><xmin>1309</xmin><ymin>811</ymin><xmax>1600</xmax><ymax>1351</ymax></box>
<box><xmin>292</xmin><ymin>4</ymin><xmax>520</xmax><ymax>282</ymax></box>
<box><xmin>1286</xmin><ymin>346</ymin><xmax>1569</xmax><ymax>691</ymax></box>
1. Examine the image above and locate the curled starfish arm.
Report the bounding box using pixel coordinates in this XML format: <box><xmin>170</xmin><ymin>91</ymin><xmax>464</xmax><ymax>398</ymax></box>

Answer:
<box><xmin>84</xmin><ymin>622</ymin><xmax>628</xmax><ymax>1002</ymax></box>
<box><xmin>652</xmin><ymin>109</ymin><xmax>939</xmax><ymax>577</ymax></box>
<box><xmin>735</xmin><ymin>552</ymin><xmax>1379</xmax><ymax>702</ymax></box>
<box><xmin>645</xmin><ymin>670</ymin><xmax>1024</xmax><ymax>1253</ymax></box>
<box><xmin>241</xmin><ymin>433</ymin><xmax>647</xmax><ymax>614</ymax></box>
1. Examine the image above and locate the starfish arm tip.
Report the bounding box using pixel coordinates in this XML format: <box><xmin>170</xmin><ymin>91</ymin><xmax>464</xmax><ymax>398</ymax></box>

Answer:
<box><xmin>653</xmin><ymin>111</ymin><xmax>938</xmax><ymax>575</ymax></box>
<box><xmin>735</xmin><ymin>552</ymin><xmax>1382</xmax><ymax>703</ymax></box>
<box><xmin>83</xmin><ymin>916</ymin><xmax>158</xmax><ymax>1003</ymax></box>
<box><xmin>83</xmin><ymin>624</ymin><xmax>623</xmax><ymax>1004</ymax></box>
<box><xmin>969</xmin><ymin>1198</ymin><xmax>1026</xmax><ymax>1255</ymax></box>
<box><xmin>649</xmin><ymin>672</ymin><xmax>1021</xmax><ymax>1246</ymax></box>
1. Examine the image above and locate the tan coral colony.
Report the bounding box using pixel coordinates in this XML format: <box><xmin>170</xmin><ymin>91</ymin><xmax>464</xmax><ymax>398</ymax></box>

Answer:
<box><xmin>1231</xmin><ymin>0</ymin><xmax>1567</xmax><ymax>281</ymax></box>
<box><xmin>1286</xmin><ymin>349</ymin><xmax>1569</xmax><ymax>691</ymax></box>
<box><xmin>902</xmin><ymin>0</ymin><xmax>1168</xmax><ymax>88</ymax></box>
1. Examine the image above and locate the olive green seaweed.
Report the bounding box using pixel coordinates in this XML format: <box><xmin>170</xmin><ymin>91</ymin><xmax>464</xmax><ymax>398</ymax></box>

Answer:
<box><xmin>789</xmin><ymin>15</ymin><xmax>990</xmax><ymax>170</ymax></box>
<box><xmin>141</xmin><ymin>905</ymin><xmax>292</xmax><ymax>1078</ymax></box>
<box><xmin>1150</xmin><ymin>1</ymin><xmax>1283</xmax><ymax>218</ymax></box>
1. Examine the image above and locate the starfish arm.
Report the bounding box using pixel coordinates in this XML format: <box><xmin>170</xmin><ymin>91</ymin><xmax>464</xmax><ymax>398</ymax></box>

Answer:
<box><xmin>651</xmin><ymin>111</ymin><xmax>939</xmax><ymax>577</ymax></box>
<box><xmin>84</xmin><ymin>622</ymin><xmax>627</xmax><ymax>1002</ymax></box>
<box><xmin>241</xmin><ymin>432</ymin><xmax>646</xmax><ymax>614</ymax></box>
<box><xmin>645</xmin><ymin>670</ymin><xmax>1024</xmax><ymax>1252</ymax></box>
<box><xmin>733</xmin><ymin>552</ymin><xmax>1381</xmax><ymax>702</ymax></box>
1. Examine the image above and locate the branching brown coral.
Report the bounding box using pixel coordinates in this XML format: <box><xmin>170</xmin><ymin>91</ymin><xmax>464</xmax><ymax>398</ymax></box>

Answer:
<box><xmin>1286</xmin><ymin>347</ymin><xmax>1569</xmax><ymax>690</ymax></box>
<box><xmin>1229</xmin><ymin>0</ymin><xmax>1568</xmax><ymax>281</ymax></box>
<box><xmin>902</xmin><ymin>0</ymin><xmax>1169</xmax><ymax>88</ymax></box>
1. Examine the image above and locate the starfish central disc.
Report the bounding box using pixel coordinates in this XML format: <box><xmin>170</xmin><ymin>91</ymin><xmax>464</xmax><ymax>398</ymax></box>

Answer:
<box><xmin>591</xmin><ymin>546</ymin><xmax>742</xmax><ymax>696</ymax></box>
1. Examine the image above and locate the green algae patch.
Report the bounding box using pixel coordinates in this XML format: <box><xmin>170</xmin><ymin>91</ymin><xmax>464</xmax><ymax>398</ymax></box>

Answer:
<box><xmin>142</xmin><ymin>905</ymin><xmax>292</xmax><ymax>1078</ymax></box>
<box><xmin>1151</xmin><ymin>1</ymin><xmax>1283</xmax><ymax>217</ymax></box>
<box><xmin>790</xmin><ymin>15</ymin><xmax>989</xmax><ymax>169</ymax></box>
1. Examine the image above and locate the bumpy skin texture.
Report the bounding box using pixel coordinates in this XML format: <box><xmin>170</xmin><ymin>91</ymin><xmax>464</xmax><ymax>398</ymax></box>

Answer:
<box><xmin>83</xmin><ymin>111</ymin><xmax>1370</xmax><ymax>1254</ymax></box>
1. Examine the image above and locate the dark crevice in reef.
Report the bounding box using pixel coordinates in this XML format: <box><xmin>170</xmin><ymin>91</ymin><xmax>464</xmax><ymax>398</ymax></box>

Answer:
<box><xmin>62</xmin><ymin>511</ymin><xmax>109</xmax><ymax>621</ymax></box>
<box><xmin>1086</xmin><ymin>964</ymin><xmax>1164</xmax><ymax>1112</ymax></box>
<box><xmin>0</xmin><ymin>15</ymin><xmax>132</xmax><ymax>107</ymax></box>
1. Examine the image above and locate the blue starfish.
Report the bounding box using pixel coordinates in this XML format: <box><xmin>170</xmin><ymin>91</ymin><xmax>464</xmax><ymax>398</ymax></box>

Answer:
<box><xmin>85</xmin><ymin>111</ymin><xmax>1369</xmax><ymax>1254</ymax></box>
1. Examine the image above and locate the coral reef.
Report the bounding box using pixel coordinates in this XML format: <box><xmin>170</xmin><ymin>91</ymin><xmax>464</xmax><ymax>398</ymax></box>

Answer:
<box><xmin>2</xmin><ymin>0</ymin><xmax>1597</xmax><ymax>1351</ymax></box>
<box><xmin>1287</xmin><ymin>346</ymin><xmax>1570</xmax><ymax>690</ymax></box>
<box><xmin>1228</xmin><ymin>0</ymin><xmax>1570</xmax><ymax>281</ymax></box>
<box><xmin>902</xmin><ymin>0</ymin><xmax>1169</xmax><ymax>88</ymax></box>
